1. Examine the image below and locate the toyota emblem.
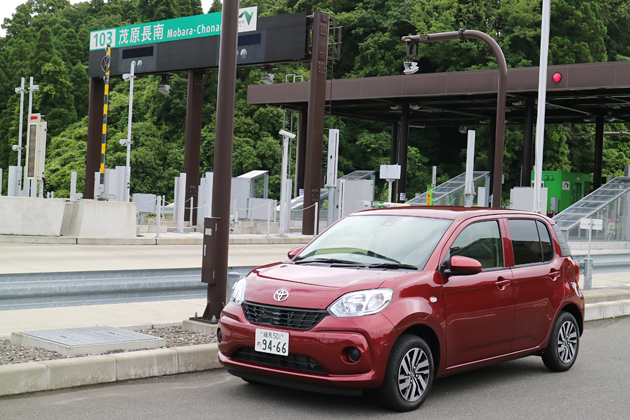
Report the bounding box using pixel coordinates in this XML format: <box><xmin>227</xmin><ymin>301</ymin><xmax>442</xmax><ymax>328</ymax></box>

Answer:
<box><xmin>274</xmin><ymin>289</ymin><xmax>289</xmax><ymax>302</ymax></box>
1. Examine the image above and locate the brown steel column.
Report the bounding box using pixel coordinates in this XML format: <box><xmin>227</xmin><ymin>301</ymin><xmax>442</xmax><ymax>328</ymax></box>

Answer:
<box><xmin>594</xmin><ymin>114</ymin><xmax>605</xmax><ymax>190</ymax></box>
<box><xmin>521</xmin><ymin>97</ymin><xmax>535</xmax><ymax>187</ymax></box>
<box><xmin>295</xmin><ymin>109</ymin><xmax>308</xmax><ymax>197</ymax></box>
<box><xmin>302</xmin><ymin>12</ymin><xmax>329</xmax><ymax>235</ymax></box>
<box><xmin>390</xmin><ymin>121</ymin><xmax>399</xmax><ymax>165</ymax></box>
<box><xmin>207</xmin><ymin>0</ymin><xmax>239</xmax><ymax>321</ymax></box>
<box><xmin>395</xmin><ymin>104</ymin><xmax>409</xmax><ymax>202</ymax></box>
<box><xmin>184</xmin><ymin>70</ymin><xmax>204</xmax><ymax>223</ymax></box>
<box><xmin>85</xmin><ymin>76</ymin><xmax>105</xmax><ymax>199</ymax></box>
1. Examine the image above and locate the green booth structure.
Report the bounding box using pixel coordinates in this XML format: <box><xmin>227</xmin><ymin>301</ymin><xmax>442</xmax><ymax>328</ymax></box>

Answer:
<box><xmin>531</xmin><ymin>171</ymin><xmax>592</xmax><ymax>216</ymax></box>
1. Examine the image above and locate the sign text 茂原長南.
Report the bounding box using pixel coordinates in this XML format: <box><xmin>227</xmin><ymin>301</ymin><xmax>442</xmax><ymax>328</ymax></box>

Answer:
<box><xmin>89</xmin><ymin>7</ymin><xmax>257</xmax><ymax>51</ymax></box>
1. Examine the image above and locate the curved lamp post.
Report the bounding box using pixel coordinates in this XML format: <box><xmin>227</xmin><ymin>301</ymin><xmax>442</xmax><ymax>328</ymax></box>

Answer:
<box><xmin>402</xmin><ymin>29</ymin><xmax>507</xmax><ymax>208</ymax></box>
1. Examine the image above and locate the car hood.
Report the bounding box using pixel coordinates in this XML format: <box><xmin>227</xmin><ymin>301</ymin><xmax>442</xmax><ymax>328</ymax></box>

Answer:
<box><xmin>242</xmin><ymin>263</ymin><xmax>415</xmax><ymax>310</ymax></box>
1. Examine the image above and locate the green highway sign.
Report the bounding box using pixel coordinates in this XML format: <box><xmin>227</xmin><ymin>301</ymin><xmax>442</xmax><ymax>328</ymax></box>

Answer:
<box><xmin>89</xmin><ymin>7</ymin><xmax>257</xmax><ymax>51</ymax></box>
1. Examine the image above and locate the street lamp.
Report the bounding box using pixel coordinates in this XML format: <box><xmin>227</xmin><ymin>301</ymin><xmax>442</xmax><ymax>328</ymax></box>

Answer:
<box><xmin>122</xmin><ymin>61</ymin><xmax>136</xmax><ymax>202</ymax></box>
<box><xmin>401</xmin><ymin>28</ymin><xmax>507</xmax><ymax>208</ymax></box>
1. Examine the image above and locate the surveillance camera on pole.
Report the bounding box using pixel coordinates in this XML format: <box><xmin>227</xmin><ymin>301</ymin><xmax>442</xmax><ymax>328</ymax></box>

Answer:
<box><xmin>279</xmin><ymin>129</ymin><xmax>296</xmax><ymax>139</ymax></box>
<box><xmin>403</xmin><ymin>61</ymin><xmax>419</xmax><ymax>75</ymax></box>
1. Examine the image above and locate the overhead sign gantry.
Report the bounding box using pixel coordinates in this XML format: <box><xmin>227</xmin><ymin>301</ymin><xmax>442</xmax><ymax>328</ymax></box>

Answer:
<box><xmin>86</xmin><ymin>9</ymin><xmax>311</xmax><ymax>218</ymax></box>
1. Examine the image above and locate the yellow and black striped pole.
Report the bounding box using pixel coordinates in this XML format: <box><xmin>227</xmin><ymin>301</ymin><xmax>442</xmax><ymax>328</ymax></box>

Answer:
<box><xmin>99</xmin><ymin>45</ymin><xmax>112</xmax><ymax>197</ymax></box>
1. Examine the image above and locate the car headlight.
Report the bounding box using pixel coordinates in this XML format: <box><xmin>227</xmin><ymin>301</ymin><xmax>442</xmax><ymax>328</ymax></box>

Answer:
<box><xmin>230</xmin><ymin>278</ymin><xmax>247</xmax><ymax>305</ymax></box>
<box><xmin>328</xmin><ymin>289</ymin><xmax>393</xmax><ymax>317</ymax></box>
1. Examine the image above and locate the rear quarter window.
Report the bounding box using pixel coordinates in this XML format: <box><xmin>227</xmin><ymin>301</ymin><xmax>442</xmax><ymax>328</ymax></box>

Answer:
<box><xmin>552</xmin><ymin>224</ymin><xmax>572</xmax><ymax>257</ymax></box>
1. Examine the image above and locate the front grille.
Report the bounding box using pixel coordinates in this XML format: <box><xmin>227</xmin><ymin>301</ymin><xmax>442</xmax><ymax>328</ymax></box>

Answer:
<box><xmin>232</xmin><ymin>347</ymin><xmax>328</xmax><ymax>374</ymax></box>
<box><xmin>242</xmin><ymin>301</ymin><xmax>328</xmax><ymax>330</ymax></box>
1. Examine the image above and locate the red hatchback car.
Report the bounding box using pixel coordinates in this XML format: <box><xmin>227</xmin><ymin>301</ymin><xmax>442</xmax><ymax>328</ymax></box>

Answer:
<box><xmin>217</xmin><ymin>207</ymin><xmax>584</xmax><ymax>411</ymax></box>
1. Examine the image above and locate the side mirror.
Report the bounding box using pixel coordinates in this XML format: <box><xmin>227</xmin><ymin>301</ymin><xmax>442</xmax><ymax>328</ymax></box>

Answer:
<box><xmin>287</xmin><ymin>247</ymin><xmax>303</xmax><ymax>260</ymax></box>
<box><xmin>441</xmin><ymin>255</ymin><xmax>482</xmax><ymax>277</ymax></box>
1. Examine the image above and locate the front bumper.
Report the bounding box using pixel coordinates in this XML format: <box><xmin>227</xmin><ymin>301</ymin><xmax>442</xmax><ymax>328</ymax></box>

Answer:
<box><xmin>218</xmin><ymin>302</ymin><xmax>397</xmax><ymax>389</ymax></box>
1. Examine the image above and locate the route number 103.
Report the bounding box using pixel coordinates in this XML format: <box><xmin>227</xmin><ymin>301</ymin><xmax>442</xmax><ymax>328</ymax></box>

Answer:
<box><xmin>90</xmin><ymin>29</ymin><xmax>116</xmax><ymax>50</ymax></box>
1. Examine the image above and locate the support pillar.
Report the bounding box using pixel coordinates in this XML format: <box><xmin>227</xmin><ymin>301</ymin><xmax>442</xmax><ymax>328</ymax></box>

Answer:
<box><xmin>594</xmin><ymin>114</ymin><xmax>605</xmax><ymax>190</ymax></box>
<box><xmin>184</xmin><ymin>70</ymin><xmax>204</xmax><ymax>224</ymax></box>
<box><xmin>295</xmin><ymin>109</ymin><xmax>308</xmax><ymax>197</ymax></box>
<box><xmin>86</xmin><ymin>77</ymin><xmax>105</xmax><ymax>199</ymax></box>
<box><xmin>302</xmin><ymin>12</ymin><xmax>330</xmax><ymax>235</ymax></box>
<box><xmin>395</xmin><ymin>104</ymin><xmax>409</xmax><ymax>203</ymax></box>
<box><xmin>207</xmin><ymin>0</ymin><xmax>239</xmax><ymax>321</ymax></box>
<box><xmin>521</xmin><ymin>97</ymin><xmax>535</xmax><ymax>187</ymax></box>
<box><xmin>390</xmin><ymin>121</ymin><xmax>399</xmax><ymax>165</ymax></box>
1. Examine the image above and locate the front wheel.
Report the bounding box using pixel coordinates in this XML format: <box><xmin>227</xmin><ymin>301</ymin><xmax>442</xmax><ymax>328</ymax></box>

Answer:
<box><xmin>379</xmin><ymin>334</ymin><xmax>434</xmax><ymax>412</ymax></box>
<box><xmin>542</xmin><ymin>311</ymin><xmax>580</xmax><ymax>372</ymax></box>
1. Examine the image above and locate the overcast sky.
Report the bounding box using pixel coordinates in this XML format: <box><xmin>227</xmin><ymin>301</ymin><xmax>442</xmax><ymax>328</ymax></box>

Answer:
<box><xmin>1</xmin><ymin>0</ymin><xmax>215</xmax><ymax>37</ymax></box>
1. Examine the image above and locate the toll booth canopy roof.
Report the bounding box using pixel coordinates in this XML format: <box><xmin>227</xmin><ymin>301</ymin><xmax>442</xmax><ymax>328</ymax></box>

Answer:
<box><xmin>247</xmin><ymin>61</ymin><xmax>630</xmax><ymax>127</ymax></box>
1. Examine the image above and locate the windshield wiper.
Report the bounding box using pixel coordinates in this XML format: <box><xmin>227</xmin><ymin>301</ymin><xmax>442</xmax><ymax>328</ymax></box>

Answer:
<box><xmin>366</xmin><ymin>263</ymin><xmax>418</xmax><ymax>270</ymax></box>
<box><xmin>294</xmin><ymin>258</ymin><xmax>364</xmax><ymax>266</ymax></box>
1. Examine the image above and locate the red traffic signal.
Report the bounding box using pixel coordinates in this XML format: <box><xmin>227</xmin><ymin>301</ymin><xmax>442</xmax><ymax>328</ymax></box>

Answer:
<box><xmin>552</xmin><ymin>72</ymin><xmax>562</xmax><ymax>83</ymax></box>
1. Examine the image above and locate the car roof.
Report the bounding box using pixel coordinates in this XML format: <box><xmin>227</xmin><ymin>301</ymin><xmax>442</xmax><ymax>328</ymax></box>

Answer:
<box><xmin>351</xmin><ymin>206</ymin><xmax>550</xmax><ymax>222</ymax></box>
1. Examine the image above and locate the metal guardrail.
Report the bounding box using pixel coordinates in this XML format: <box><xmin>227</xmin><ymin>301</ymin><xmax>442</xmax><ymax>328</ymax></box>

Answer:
<box><xmin>0</xmin><ymin>267</ymin><xmax>255</xmax><ymax>311</ymax></box>
<box><xmin>574</xmin><ymin>254</ymin><xmax>630</xmax><ymax>273</ymax></box>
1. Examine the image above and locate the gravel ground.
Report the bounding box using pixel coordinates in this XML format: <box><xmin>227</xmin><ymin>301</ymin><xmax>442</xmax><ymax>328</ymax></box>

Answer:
<box><xmin>0</xmin><ymin>326</ymin><xmax>217</xmax><ymax>366</ymax></box>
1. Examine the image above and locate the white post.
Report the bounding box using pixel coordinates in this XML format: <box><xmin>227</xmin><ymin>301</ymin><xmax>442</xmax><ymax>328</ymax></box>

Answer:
<box><xmin>285</xmin><ymin>180</ymin><xmax>292</xmax><ymax>233</ymax></box>
<box><xmin>279</xmin><ymin>135</ymin><xmax>289</xmax><ymax>236</ymax></box>
<box><xmin>432</xmin><ymin>166</ymin><xmax>437</xmax><ymax>187</ymax></box>
<box><xmin>266</xmin><ymin>200</ymin><xmax>271</xmax><ymax>238</ymax></box>
<box><xmin>314</xmin><ymin>204</ymin><xmax>319</xmax><ymax>235</ymax></box>
<box><xmin>533</xmin><ymin>0</ymin><xmax>551</xmax><ymax>214</ymax></box>
<box><xmin>189</xmin><ymin>196</ymin><xmax>194</xmax><ymax>228</ymax></box>
<box><xmin>28</xmin><ymin>76</ymin><xmax>38</xmax><ymax>117</ymax></box>
<box><xmin>70</xmin><ymin>171</ymin><xmax>77</xmax><ymax>199</ymax></box>
<box><xmin>15</xmin><ymin>78</ymin><xmax>25</xmax><ymax>193</ymax></box>
<box><xmin>585</xmin><ymin>222</ymin><xmax>593</xmax><ymax>290</ymax></box>
<box><xmin>387</xmin><ymin>179</ymin><xmax>393</xmax><ymax>203</ymax></box>
<box><xmin>464</xmin><ymin>130</ymin><xmax>476</xmax><ymax>207</ymax></box>
<box><xmin>124</xmin><ymin>61</ymin><xmax>136</xmax><ymax>202</ymax></box>
<box><xmin>156</xmin><ymin>195</ymin><xmax>162</xmax><ymax>239</ymax></box>
<box><xmin>0</xmin><ymin>168</ymin><xmax>3</xmax><ymax>196</ymax></box>
<box><xmin>176</xmin><ymin>173</ymin><xmax>186</xmax><ymax>233</ymax></box>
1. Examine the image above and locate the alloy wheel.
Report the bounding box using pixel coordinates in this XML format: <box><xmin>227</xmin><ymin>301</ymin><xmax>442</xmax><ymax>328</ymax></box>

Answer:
<box><xmin>557</xmin><ymin>320</ymin><xmax>578</xmax><ymax>364</ymax></box>
<box><xmin>397</xmin><ymin>347</ymin><xmax>430</xmax><ymax>402</ymax></box>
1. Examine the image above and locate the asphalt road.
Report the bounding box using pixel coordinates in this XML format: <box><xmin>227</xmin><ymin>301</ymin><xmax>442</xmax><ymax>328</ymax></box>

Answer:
<box><xmin>2</xmin><ymin>317</ymin><xmax>629</xmax><ymax>420</ymax></box>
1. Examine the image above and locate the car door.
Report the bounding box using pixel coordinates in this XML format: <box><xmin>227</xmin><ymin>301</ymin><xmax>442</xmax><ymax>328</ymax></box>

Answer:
<box><xmin>441</xmin><ymin>218</ymin><xmax>514</xmax><ymax>368</ymax></box>
<box><xmin>507</xmin><ymin>218</ymin><xmax>565</xmax><ymax>351</ymax></box>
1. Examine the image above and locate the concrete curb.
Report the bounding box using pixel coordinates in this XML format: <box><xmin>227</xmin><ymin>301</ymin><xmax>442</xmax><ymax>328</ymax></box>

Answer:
<box><xmin>2</xmin><ymin>302</ymin><xmax>628</xmax><ymax>398</ymax></box>
<box><xmin>584</xmin><ymin>299</ymin><xmax>630</xmax><ymax>321</ymax></box>
<box><xmin>0</xmin><ymin>343</ymin><xmax>220</xmax><ymax>397</ymax></box>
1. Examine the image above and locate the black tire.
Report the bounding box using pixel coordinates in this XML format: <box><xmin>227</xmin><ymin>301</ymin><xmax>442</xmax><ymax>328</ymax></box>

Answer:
<box><xmin>542</xmin><ymin>311</ymin><xmax>580</xmax><ymax>372</ymax></box>
<box><xmin>379</xmin><ymin>334</ymin><xmax>434</xmax><ymax>412</ymax></box>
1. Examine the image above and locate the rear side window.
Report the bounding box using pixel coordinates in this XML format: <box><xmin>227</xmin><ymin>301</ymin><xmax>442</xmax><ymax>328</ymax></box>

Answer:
<box><xmin>508</xmin><ymin>219</ymin><xmax>553</xmax><ymax>266</ymax></box>
<box><xmin>552</xmin><ymin>224</ymin><xmax>572</xmax><ymax>257</ymax></box>
<box><xmin>537</xmin><ymin>221</ymin><xmax>554</xmax><ymax>262</ymax></box>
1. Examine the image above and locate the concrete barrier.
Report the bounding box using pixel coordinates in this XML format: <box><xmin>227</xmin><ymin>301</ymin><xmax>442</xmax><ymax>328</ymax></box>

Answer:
<box><xmin>61</xmin><ymin>200</ymin><xmax>136</xmax><ymax>238</ymax></box>
<box><xmin>0</xmin><ymin>362</ymin><xmax>48</xmax><ymax>396</ymax></box>
<box><xmin>0</xmin><ymin>197</ymin><xmax>66</xmax><ymax>236</ymax></box>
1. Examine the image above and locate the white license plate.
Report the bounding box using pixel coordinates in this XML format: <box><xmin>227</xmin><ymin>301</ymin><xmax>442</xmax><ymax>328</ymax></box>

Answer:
<box><xmin>255</xmin><ymin>328</ymin><xmax>289</xmax><ymax>356</ymax></box>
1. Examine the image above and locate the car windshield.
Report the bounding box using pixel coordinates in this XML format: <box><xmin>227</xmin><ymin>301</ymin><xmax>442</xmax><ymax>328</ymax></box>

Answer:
<box><xmin>295</xmin><ymin>215</ymin><xmax>451</xmax><ymax>268</ymax></box>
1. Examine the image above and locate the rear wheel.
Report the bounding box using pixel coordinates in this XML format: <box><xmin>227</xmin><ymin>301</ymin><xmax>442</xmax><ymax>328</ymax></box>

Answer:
<box><xmin>379</xmin><ymin>334</ymin><xmax>434</xmax><ymax>412</ymax></box>
<box><xmin>542</xmin><ymin>311</ymin><xmax>579</xmax><ymax>372</ymax></box>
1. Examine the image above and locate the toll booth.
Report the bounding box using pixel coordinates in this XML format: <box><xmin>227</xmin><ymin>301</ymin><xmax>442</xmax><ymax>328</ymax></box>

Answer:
<box><xmin>531</xmin><ymin>171</ymin><xmax>592</xmax><ymax>216</ymax></box>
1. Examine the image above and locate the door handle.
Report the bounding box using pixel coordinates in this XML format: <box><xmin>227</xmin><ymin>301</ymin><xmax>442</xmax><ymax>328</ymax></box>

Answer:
<box><xmin>495</xmin><ymin>278</ymin><xmax>511</xmax><ymax>290</ymax></box>
<box><xmin>549</xmin><ymin>270</ymin><xmax>561</xmax><ymax>281</ymax></box>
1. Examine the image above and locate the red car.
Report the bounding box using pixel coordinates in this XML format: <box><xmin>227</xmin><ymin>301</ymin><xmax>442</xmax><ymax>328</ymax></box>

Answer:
<box><xmin>217</xmin><ymin>207</ymin><xmax>584</xmax><ymax>411</ymax></box>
